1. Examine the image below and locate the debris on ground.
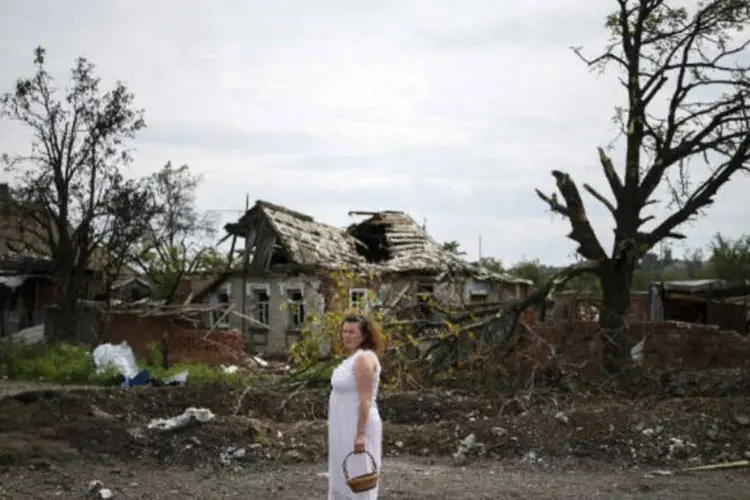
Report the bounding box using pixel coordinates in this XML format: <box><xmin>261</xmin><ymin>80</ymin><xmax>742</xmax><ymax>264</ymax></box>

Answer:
<box><xmin>0</xmin><ymin>368</ymin><xmax>749</xmax><ymax>470</ymax></box>
<box><xmin>6</xmin><ymin>324</ymin><xmax>45</xmax><ymax>345</ymax></box>
<box><xmin>88</xmin><ymin>479</ymin><xmax>114</xmax><ymax>499</ymax></box>
<box><xmin>147</xmin><ymin>407</ymin><xmax>215</xmax><ymax>431</ymax></box>
<box><xmin>92</xmin><ymin>341</ymin><xmax>188</xmax><ymax>387</ymax></box>
<box><xmin>92</xmin><ymin>342</ymin><xmax>140</xmax><ymax>379</ymax></box>
<box><xmin>452</xmin><ymin>433</ymin><xmax>478</xmax><ymax>465</ymax></box>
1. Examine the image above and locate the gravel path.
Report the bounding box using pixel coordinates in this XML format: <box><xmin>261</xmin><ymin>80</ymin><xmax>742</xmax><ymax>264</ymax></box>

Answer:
<box><xmin>2</xmin><ymin>458</ymin><xmax>748</xmax><ymax>499</ymax></box>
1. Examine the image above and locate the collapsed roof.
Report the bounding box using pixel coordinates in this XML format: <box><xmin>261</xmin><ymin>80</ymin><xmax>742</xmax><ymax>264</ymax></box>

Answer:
<box><xmin>225</xmin><ymin>201</ymin><xmax>364</xmax><ymax>269</ymax></box>
<box><xmin>224</xmin><ymin>200</ymin><xmax>531</xmax><ymax>285</ymax></box>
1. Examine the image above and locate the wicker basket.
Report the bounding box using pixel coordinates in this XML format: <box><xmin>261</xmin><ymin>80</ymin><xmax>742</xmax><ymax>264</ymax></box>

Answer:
<box><xmin>342</xmin><ymin>450</ymin><xmax>379</xmax><ymax>493</ymax></box>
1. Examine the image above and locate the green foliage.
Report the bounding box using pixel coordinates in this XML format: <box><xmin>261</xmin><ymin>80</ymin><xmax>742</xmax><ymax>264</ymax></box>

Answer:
<box><xmin>507</xmin><ymin>259</ymin><xmax>549</xmax><ymax>286</ymax></box>
<box><xmin>287</xmin><ymin>268</ymin><xmax>385</xmax><ymax>370</ymax></box>
<box><xmin>566</xmin><ymin>273</ymin><xmax>602</xmax><ymax>293</ymax></box>
<box><xmin>0</xmin><ymin>340</ymin><xmax>251</xmax><ymax>386</ymax></box>
<box><xmin>142</xmin><ymin>340</ymin><xmax>250</xmax><ymax>386</ymax></box>
<box><xmin>133</xmin><ymin>162</ymin><xmax>224</xmax><ymax>299</ymax></box>
<box><xmin>476</xmin><ymin>256</ymin><xmax>504</xmax><ymax>274</ymax></box>
<box><xmin>441</xmin><ymin>240</ymin><xmax>466</xmax><ymax>256</ymax></box>
<box><xmin>1</xmin><ymin>47</ymin><xmax>154</xmax><ymax>341</ymax></box>
<box><xmin>706</xmin><ymin>233</ymin><xmax>750</xmax><ymax>285</ymax></box>
<box><xmin>0</xmin><ymin>342</ymin><xmax>118</xmax><ymax>384</ymax></box>
<box><xmin>146</xmin><ymin>361</ymin><xmax>249</xmax><ymax>385</ymax></box>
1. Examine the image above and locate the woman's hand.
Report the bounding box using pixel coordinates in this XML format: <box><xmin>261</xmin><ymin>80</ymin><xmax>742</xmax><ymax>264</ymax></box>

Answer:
<box><xmin>353</xmin><ymin>433</ymin><xmax>366</xmax><ymax>454</ymax></box>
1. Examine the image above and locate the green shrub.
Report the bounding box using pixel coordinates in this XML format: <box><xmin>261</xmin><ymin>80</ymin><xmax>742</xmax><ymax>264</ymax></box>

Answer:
<box><xmin>0</xmin><ymin>340</ymin><xmax>254</xmax><ymax>386</ymax></box>
<box><xmin>146</xmin><ymin>361</ymin><xmax>251</xmax><ymax>386</ymax></box>
<box><xmin>0</xmin><ymin>341</ymin><xmax>119</xmax><ymax>384</ymax></box>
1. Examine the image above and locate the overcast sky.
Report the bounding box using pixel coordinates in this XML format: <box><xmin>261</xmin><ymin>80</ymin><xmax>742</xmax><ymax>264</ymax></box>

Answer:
<box><xmin>1</xmin><ymin>0</ymin><xmax>747</xmax><ymax>266</ymax></box>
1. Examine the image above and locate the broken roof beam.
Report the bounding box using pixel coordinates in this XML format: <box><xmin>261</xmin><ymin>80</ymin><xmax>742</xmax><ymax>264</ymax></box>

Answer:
<box><xmin>259</xmin><ymin>200</ymin><xmax>314</xmax><ymax>221</ymax></box>
<box><xmin>348</xmin><ymin>210</ymin><xmax>406</xmax><ymax>217</ymax></box>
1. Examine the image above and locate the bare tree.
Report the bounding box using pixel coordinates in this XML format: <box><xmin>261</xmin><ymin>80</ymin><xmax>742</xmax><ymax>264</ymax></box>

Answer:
<box><xmin>133</xmin><ymin>162</ymin><xmax>222</xmax><ymax>300</ymax></box>
<box><xmin>536</xmin><ymin>0</ymin><xmax>750</xmax><ymax>369</ymax></box>
<box><xmin>0</xmin><ymin>47</ymin><xmax>153</xmax><ymax>341</ymax></box>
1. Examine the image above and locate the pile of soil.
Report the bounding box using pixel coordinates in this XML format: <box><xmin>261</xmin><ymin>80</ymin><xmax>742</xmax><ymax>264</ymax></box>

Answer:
<box><xmin>1</xmin><ymin>368</ymin><xmax>749</xmax><ymax>470</ymax></box>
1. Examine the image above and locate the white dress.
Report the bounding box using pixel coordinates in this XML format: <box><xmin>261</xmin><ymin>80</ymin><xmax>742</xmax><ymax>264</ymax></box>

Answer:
<box><xmin>328</xmin><ymin>349</ymin><xmax>382</xmax><ymax>499</ymax></box>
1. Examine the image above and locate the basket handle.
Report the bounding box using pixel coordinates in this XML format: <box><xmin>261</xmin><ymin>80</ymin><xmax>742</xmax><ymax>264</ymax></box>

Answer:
<box><xmin>342</xmin><ymin>450</ymin><xmax>378</xmax><ymax>480</ymax></box>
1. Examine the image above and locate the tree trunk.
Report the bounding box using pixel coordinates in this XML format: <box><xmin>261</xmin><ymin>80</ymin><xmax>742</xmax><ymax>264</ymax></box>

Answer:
<box><xmin>598</xmin><ymin>260</ymin><xmax>634</xmax><ymax>373</ymax></box>
<box><xmin>49</xmin><ymin>256</ymin><xmax>83</xmax><ymax>343</ymax></box>
<box><xmin>48</xmin><ymin>280</ymin><xmax>79</xmax><ymax>343</ymax></box>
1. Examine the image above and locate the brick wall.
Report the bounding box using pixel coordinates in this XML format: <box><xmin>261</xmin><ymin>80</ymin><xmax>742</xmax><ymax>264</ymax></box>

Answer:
<box><xmin>552</xmin><ymin>292</ymin><xmax>748</xmax><ymax>334</ymax></box>
<box><xmin>552</xmin><ymin>292</ymin><xmax>651</xmax><ymax>322</ymax></box>
<box><xmin>510</xmin><ymin>321</ymin><xmax>750</xmax><ymax>377</ymax></box>
<box><xmin>99</xmin><ymin>312</ymin><xmax>246</xmax><ymax>366</ymax></box>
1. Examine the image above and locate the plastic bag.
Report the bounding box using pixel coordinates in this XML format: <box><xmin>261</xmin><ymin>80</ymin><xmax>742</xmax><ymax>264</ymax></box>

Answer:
<box><xmin>92</xmin><ymin>341</ymin><xmax>140</xmax><ymax>379</ymax></box>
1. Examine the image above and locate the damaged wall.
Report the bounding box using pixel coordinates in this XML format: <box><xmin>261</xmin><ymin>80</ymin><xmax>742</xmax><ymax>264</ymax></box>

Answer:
<box><xmin>552</xmin><ymin>291</ymin><xmax>748</xmax><ymax>334</ymax></box>
<box><xmin>462</xmin><ymin>277</ymin><xmax>529</xmax><ymax>304</ymax></box>
<box><xmin>0</xmin><ymin>277</ymin><xmax>57</xmax><ymax>337</ymax></box>
<box><xmin>200</xmin><ymin>265</ymin><xmax>532</xmax><ymax>358</ymax></box>
<box><xmin>220</xmin><ymin>274</ymin><xmax>324</xmax><ymax>356</ymax></box>
<box><xmin>508</xmin><ymin>321</ymin><xmax>750</xmax><ymax>380</ymax></box>
<box><xmin>100</xmin><ymin>312</ymin><xmax>246</xmax><ymax>366</ymax></box>
<box><xmin>552</xmin><ymin>292</ymin><xmax>652</xmax><ymax>323</ymax></box>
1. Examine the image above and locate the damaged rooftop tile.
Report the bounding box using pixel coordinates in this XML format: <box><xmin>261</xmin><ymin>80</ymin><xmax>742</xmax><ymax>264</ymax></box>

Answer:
<box><xmin>224</xmin><ymin>200</ymin><xmax>531</xmax><ymax>285</ymax></box>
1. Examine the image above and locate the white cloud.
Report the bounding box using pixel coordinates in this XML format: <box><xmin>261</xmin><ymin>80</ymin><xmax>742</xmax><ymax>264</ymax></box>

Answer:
<box><xmin>0</xmin><ymin>0</ymin><xmax>748</xmax><ymax>267</ymax></box>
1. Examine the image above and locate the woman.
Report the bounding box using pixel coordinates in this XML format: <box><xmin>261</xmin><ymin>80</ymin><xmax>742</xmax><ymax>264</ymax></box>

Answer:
<box><xmin>328</xmin><ymin>313</ymin><xmax>383</xmax><ymax>499</ymax></box>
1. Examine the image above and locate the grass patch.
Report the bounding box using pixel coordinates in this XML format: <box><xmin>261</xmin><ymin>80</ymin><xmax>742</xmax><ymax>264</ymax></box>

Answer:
<box><xmin>144</xmin><ymin>361</ymin><xmax>251</xmax><ymax>386</ymax></box>
<box><xmin>0</xmin><ymin>340</ymin><xmax>254</xmax><ymax>386</ymax></box>
<box><xmin>0</xmin><ymin>341</ymin><xmax>117</xmax><ymax>385</ymax></box>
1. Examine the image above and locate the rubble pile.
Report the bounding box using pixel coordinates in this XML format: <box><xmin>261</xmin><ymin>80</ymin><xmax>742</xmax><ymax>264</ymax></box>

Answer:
<box><xmin>0</xmin><ymin>369</ymin><xmax>749</xmax><ymax>471</ymax></box>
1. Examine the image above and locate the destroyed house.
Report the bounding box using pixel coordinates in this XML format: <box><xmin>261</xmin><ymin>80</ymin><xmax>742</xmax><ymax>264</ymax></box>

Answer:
<box><xmin>198</xmin><ymin>200</ymin><xmax>532</xmax><ymax>356</ymax></box>
<box><xmin>0</xmin><ymin>183</ymin><xmax>131</xmax><ymax>337</ymax></box>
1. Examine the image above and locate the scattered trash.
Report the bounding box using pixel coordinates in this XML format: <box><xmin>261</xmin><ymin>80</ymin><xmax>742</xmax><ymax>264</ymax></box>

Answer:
<box><xmin>92</xmin><ymin>342</ymin><xmax>140</xmax><ymax>379</ymax></box>
<box><xmin>491</xmin><ymin>426</ymin><xmax>507</xmax><ymax>437</ymax></box>
<box><xmin>147</xmin><ymin>408</ymin><xmax>215</xmax><ymax>432</ymax></box>
<box><xmin>666</xmin><ymin>438</ymin><xmax>697</xmax><ymax>460</ymax></box>
<box><xmin>631</xmin><ymin>338</ymin><xmax>645</xmax><ymax>365</ymax></box>
<box><xmin>453</xmin><ymin>433</ymin><xmax>478</xmax><ymax>465</ymax></box>
<box><xmin>645</xmin><ymin>469</ymin><xmax>673</xmax><ymax>477</ymax></box>
<box><xmin>88</xmin><ymin>479</ymin><xmax>113</xmax><ymax>499</ymax></box>
<box><xmin>98</xmin><ymin>488</ymin><xmax>114</xmax><ymax>500</ymax></box>
<box><xmin>554</xmin><ymin>411</ymin><xmax>570</xmax><ymax>425</ymax></box>
<box><xmin>521</xmin><ymin>451</ymin><xmax>540</xmax><ymax>464</ymax></box>
<box><xmin>92</xmin><ymin>341</ymin><xmax>188</xmax><ymax>387</ymax></box>
<box><xmin>161</xmin><ymin>370</ymin><xmax>189</xmax><ymax>386</ymax></box>
<box><xmin>220</xmin><ymin>446</ymin><xmax>250</xmax><ymax>465</ymax></box>
<box><xmin>252</xmin><ymin>356</ymin><xmax>269</xmax><ymax>368</ymax></box>
<box><xmin>8</xmin><ymin>324</ymin><xmax>45</xmax><ymax>345</ymax></box>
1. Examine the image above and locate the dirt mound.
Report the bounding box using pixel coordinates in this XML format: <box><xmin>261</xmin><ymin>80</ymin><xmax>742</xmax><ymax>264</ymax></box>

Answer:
<box><xmin>383</xmin><ymin>396</ymin><xmax>750</xmax><ymax>465</ymax></box>
<box><xmin>1</xmin><ymin>375</ymin><xmax>750</xmax><ymax>469</ymax></box>
<box><xmin>0</xmin><ymin>432</ymin><xmax>80</xmax><ymax>467</ymax></box>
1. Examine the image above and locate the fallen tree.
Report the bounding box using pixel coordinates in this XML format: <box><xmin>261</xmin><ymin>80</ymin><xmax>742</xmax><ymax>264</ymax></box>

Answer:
<box><xmin>279</xmin><ymin>262</ymin><xmax>601</xmax><ymax>387</ymax></box>
<box><xmin>417</xmin><ymin>261</ymin><xmax>602</xmax><ymax>375</ymax></box>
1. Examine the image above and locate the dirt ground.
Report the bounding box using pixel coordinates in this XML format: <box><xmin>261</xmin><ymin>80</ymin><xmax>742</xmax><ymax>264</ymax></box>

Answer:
<box><xmin>1</xmin><ymin>370</ymin><xmax>749</xmax><ymax>498</ymax></box>
<box><xmin>1</xmin><ymin>458</ymin><xmax>749</xmax><ymax>499</ymax></box>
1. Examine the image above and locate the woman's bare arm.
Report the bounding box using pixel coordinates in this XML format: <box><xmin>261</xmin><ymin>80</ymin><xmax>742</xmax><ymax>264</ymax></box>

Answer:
<box><xmin>353</xmin><ymin>352</ymin><xmax>377</xmax><ymax>442</ymax></box>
